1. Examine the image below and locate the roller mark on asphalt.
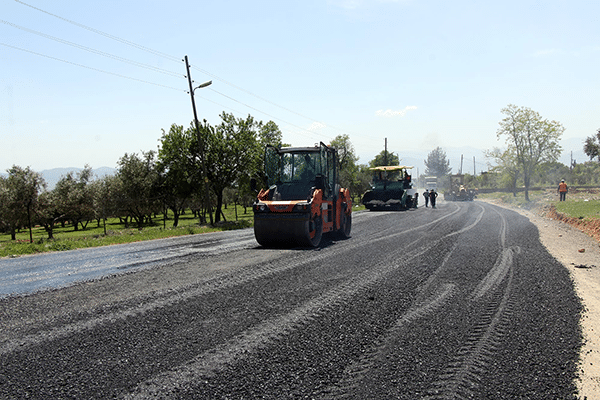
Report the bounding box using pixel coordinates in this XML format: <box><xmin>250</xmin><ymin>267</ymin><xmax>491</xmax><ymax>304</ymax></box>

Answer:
<box><xmin>122</xmin><ymin>238</ymin><xmax>449</xmax><ymax>399</ymax></box>
<box><xmin>425</xmin><ymin>203</ymin><xmax>519</xmax><ymax>399</ymax></box>
<box><xmin>1</xmin><ymin>209</ymin><xmax>461</xmax><ymax>356</ymax></box>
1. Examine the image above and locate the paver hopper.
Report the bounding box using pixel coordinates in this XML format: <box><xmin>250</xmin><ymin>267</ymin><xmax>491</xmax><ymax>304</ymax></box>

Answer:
<box><xmin>252</xmin><ymin>142</ymin><xmax>352</xmax><ymax>247</ymax></box>
<box><xmin>362</xmin><ymin>165</ymin><xmax>418</xmax><ymax>210</ymax></box>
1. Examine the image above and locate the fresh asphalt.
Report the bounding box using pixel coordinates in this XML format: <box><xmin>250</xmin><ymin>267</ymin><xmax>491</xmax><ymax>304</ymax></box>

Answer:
<box><xmin>0</xmin><ymin>201</ymin><xmax>582</xmax><ymax>399</ymax></box>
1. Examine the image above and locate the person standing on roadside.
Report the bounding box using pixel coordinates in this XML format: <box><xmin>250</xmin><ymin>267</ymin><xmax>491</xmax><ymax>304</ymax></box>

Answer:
<box><xmin>429</xmin><ymin>189</ymin><xmax>438</xmax><ymax>208</ymax></box>
<box><xmin>558</xmin><ymin>179</ymin><xmax>568</xmax><ymax>201</ymax></box>
<box><xmin>423</xmin><ymin>189</ymin><xmax>430</xmax><ymax>207</ymax></box>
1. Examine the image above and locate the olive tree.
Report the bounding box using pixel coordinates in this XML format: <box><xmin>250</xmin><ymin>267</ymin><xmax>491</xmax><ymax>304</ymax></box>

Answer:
<box><xmin>0</xmin><ymin>166</ymin><xmax>45</xmax><ymax>241</ymax></box>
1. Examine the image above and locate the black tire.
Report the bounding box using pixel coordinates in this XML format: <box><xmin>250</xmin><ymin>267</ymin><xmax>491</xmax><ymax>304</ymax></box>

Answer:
<box><xmin>304</xmin><ymin>215</ymin><xmax>322</xmax><ymax>247</ymax></box>
<box><xmin>337</xmin><ymin>213</ymin><xmax>352</xmax><ymax>239</ymax></box>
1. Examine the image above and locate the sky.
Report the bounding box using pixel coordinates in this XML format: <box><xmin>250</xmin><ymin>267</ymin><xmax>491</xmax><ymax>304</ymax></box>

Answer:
<box><xmin>1</xmin><ymin>0</ymin><xmax>599</xmax><ymax>173</ymax></box>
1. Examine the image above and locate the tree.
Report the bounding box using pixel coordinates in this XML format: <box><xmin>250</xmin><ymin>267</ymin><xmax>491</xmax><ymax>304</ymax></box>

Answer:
<box><xmin>485</xmin><ymin>147</ymin><xmax>520</xmax><ymax>196</ymax></box>
<box><xmin>583</xmin><ymin>128</ymin><xmax>600</xmax><ymax>161</ymax></box>
<box><xmin>34</xmin><ymin>190</ymin><xmax>62</xmax><ymax>240</ymax></box>
<box><xmin>496</xmin><ymin>104</ymin><xmax>564</xmax><ymax>201</ymax></box>
<box><xmin>116</xmin><ymin>151</ymin><xmax>160</xmax><ymax>229</ymax></box>
<box><xmin>53</xmin><ymin>166</ymin><xmax>95</xmax><ymax>231</ymax></box>
<box><xmin>424</xmin><ymin>147</ymin><xmax>452</xmax><ymax>178</ymax></box>
<box><xmin>330</xmin><ymin>134</ymin><xmax>358</xmax><ymax>190</ymax></box>
<box><xmin>157</xmin><ymin>123</ymin><xmax>197</xmax><ymax>227</ymax></box>
<box><xmin>205</xmin><ymin>113</ymin><xmax>261</xmax><ymax>223</ymax></box>
<box><xmin>0</xmin><ymin>166</ymin><xmax>45</xmax><ymax>241</ymax></box>
<box><xmin>369</xmin><ymin>150</ymin><xmax>399</xmax><ymax>168</ymax></box>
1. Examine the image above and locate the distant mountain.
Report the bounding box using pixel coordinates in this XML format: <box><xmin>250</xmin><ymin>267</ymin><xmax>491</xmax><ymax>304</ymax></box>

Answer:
<box><xmin>40</xmin><ymin>167</ymin><xmax>116</xmax><ymax>190</ymax></box>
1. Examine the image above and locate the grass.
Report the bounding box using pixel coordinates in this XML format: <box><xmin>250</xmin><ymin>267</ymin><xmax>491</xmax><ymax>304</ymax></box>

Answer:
<box><xmin>0</xmin><ymin>204</ymin><xmax>254</xmax><ymax>258</ymax></box>
<box><xmin>478</xmin><ymin>187</ymin><xmax>600</xmax><ymax>221</ymax></box>
<box><xmin>554</xmin><ymin>200</ymin><xmax>600</xmax><ymax>220</ymax></box>
<box><xmin>1</xmin><ymin>201</ymin><xmax>366</xmax><ymax>258</ymax></box>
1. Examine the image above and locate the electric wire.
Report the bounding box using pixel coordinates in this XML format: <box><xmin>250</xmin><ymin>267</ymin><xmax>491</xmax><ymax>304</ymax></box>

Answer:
<box><xmin>0</xmin><ymin>42</ymin><xmax>185</xmax><ymax>92</ymax></box>
<box><xmin>14</xmin><ymin>0</ymin><xmax>181</xmax><ymax>63</ymax></box>
<box><xmin>1</xmin><ymin>19</ymin><xmax>184</xmax><ymax>78</ymax></box>
<box><xmin>14</xmin><ymin>0</ymin><xmax>365</xmax><ymax>140</ymax></box>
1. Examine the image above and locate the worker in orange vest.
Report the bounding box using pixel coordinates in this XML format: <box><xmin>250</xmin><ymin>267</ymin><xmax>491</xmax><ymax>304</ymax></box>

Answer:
<box><xmin>558</xmin><ymin>179</ymin><xmax>568</xmax><ymax>201</ymax></box>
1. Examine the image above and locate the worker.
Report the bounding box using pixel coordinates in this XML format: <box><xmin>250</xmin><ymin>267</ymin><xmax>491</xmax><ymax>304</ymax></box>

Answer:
<box><xmin>429</xmin><ymin>189</ymin><xmax>438</xmax><ymax>208</ymax></box>
<box><xmin>558</xmin><ymin>179</ymin><xmax>568</xmax><ymax>201</ymax></box>
<box><xmin>423</xmin><ymin>189</ymin><xmax>430</xmax><ymax>207</ymax></box>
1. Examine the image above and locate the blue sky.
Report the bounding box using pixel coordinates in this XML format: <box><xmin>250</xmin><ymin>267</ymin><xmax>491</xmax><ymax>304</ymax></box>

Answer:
<box><xmin>1</xmin><ymin>0</ymin><xmax>598</xmax><ymax>173</ymax></box>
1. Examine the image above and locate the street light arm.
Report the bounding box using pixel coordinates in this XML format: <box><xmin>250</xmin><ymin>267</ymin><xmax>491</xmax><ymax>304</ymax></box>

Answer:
<box><xmin>194</xmin><ymin>80</ymin><xmax>212</xmax><ymax>92</ymax></box>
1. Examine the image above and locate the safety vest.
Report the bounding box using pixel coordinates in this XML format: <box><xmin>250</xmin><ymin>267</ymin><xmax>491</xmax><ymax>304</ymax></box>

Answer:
<box><xmin>558</xmin><ymin>182</ymin><xmax>568</xmax><ymax>192</ymax></box>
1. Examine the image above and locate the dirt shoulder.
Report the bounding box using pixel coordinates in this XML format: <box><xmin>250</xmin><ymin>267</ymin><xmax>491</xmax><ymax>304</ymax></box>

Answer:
<box><xmin>481</xmin><ymin>199</ymin><xmax>600</xmax><ymax>398</ymax></box>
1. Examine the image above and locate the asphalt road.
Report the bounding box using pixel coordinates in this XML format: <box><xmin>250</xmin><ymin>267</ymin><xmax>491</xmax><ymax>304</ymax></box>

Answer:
<box><xmin>0</xmin><ymin>201</ymin><xmax>582</xmax><ymax>399</ymax></box>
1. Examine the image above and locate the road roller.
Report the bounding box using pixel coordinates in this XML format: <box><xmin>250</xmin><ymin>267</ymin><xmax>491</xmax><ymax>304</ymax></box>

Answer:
<box><xmin>251</xmin><ymin>142</ymin><xmax>352</xmax><ymax>247</ymax></box>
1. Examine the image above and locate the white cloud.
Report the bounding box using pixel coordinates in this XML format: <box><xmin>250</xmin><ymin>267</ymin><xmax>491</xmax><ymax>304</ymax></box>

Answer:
<box><xmin>375</xmin><ymin>106</ymin><xmax>417</xmax><ymax>117</ymax></box>
<box><xmin>307</xmin><ymin>122</ymin><xmax>327</xmax><ymax>132</ymax></box>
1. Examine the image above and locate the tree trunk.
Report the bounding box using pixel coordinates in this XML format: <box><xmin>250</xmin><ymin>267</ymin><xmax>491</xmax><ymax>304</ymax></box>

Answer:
<box><xmin>214</xmin><ymin>191</ymin><xmax>224</xmax><ymax>223</ymax></box>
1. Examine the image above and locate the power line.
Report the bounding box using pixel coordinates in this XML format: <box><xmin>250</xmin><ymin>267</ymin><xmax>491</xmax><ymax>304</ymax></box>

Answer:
<box><xmin>0</xmin><ymin>42</ymin><xmax>185</xmax><ymax>92</ymax></box>
<box><xmin>1</xmin><ymin>19</ymin><xmax>183</xmax><ymax>78</ymax></box>
<box><xmin>14</xmin><ymin>0</ymin><xmax>364</xmax><ymax>140</ymax></box>
<box><xmin>14</xmin><ymin>0</ymin><xmax>181</xmax><ymax>63</ymax></box>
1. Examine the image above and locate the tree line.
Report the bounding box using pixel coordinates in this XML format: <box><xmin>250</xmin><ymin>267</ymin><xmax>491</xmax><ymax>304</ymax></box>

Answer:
<box><xmin>3</xmin><ymin>105</ymin><xmax>597</xmax><ymax>242</ymax></box>
<box><xmin>0</xmin><ymin>112</ymin><xmax>381</xmax><ymax>242</ymax></box>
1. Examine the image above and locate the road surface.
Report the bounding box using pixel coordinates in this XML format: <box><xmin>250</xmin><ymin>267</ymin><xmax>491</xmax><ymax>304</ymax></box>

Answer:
<box><xmin>0</xmin><ymin>201</ymin><xmax>582</xmax><ymax>399</ymax></box>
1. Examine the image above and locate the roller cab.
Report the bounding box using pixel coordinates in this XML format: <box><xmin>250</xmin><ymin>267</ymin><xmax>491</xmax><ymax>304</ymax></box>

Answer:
<box><xmin>253</xmin><ymin>143</ymin><xmax>352</xmax><ymax>247</ymax></box>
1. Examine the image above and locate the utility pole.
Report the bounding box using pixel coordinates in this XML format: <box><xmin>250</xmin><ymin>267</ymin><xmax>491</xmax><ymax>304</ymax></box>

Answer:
<box><xmin>384</xmin><ymin>138</ymin><xmax>388</xmax><ymax>165</ymax></box>
<box><xmin>185</xmin><ymin>55</ymin><xmax>213</xmax><ymax>225</ymax></box>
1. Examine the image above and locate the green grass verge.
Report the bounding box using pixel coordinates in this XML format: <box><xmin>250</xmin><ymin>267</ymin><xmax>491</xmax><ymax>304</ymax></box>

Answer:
<box><xmin>0</xmin><ymin>205</ymin><xmax>254</xmax><ymax>258</ymax></box>
<box><xmin>553</xmin><ymin>200</ymin><xmax>600</xmax><ymax>220</ymax></box>
<box><xmin>1</xmin><ymin>202</ymin><xmax>365</xmax><ymax>258</ymax></box>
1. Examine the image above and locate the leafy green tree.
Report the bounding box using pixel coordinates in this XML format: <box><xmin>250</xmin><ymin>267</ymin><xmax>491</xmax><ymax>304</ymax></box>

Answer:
<box><xmin>157</xmin><ymin>123</ymin><xmax>197</xmax><ymax>227</ymax></box>
<box><xmin>369</xmin><ymin>150</ymin><xmax>400</xmax><ymax>168</ymax></box>
<box><xmin>329</xmin><ymin>134</ymin><xmax>358</xmax><ymax>191</ymax></box>
<box><xmin>53</xmin><ymin>166</ymin><xmax>95</xmax><ymax>231</ymax></box>
<box><xmin>116</xmin><ymin>151</ymin><xmax>160</xmax><ymax>229</ymax></box>
<box><xmin>485</xmin><ymin>147</ymin><xmax>520</xmax><ymax>196</ymax></box>
<box><xmin>204</xmin><ymin>113</ymin><xmax>261</xmax><ymax>223</ymax></box>
<box><xmin>583</xmin><ymin>128</ymin><xmax>600</xmax><ymax>161</ymax></box>
<box><xmin>0</xmin><ymin>166</ymin><xmax>45</xmax><ymax>241</ymax></box>
<box><xmin>257</xmin><ymin>120</ymin><xmax>284</xmax><ymax>149</ymax></box>
<box><xmin>34</xmin><ymin>190</ymin><xmax>63</xmax><ymax>239</ymax></box>
<box><xmin>424</xmin><ymin>147</ymin><xmax>452</xmax><ymax>178</ymax></box>
<box><xmin>496</xmin><ymin>104</ymin><xmax>564</xmax><ymax>201</ymax></box>
<box><xmin>89</xmin><ymin>175</ymin><xmax>121</xmax><ymax>233</ymax></box>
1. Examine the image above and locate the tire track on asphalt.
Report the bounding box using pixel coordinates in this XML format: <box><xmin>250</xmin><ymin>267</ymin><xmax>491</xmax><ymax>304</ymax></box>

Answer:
<box><xmin>425</xmin><ymin>204</ymin><xmax>519</xmax><ymax>399</ymax></box>
<box><xmin>317</xmin><ymin>203</ymin><xmax>485</xmax><ymax>399</ymax></box>
<box><xmin>0</xmin><ymin>208</ymin><xmax>460</xmax><ymax>357</ymax></box>
<box><xmin>121</xmin><ymin>236</ymin><xmax>450</xmax><ymax>399</ymax></box>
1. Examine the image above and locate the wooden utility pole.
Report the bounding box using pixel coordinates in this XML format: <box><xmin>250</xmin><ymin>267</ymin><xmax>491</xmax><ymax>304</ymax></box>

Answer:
<box><xmin>384</xmin><ymin>138</ymin><xmax>388</xmax><ymax>165</ymax></box>
<box><xmin>185</xmin><ymin>55</ymin><xmax>213</xmax><ymax>225</ymax></box>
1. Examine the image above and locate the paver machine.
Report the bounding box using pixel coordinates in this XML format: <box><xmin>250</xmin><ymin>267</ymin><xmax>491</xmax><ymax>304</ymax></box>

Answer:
<box><xmin>444</xmin><ymin>174</ymin><xmax>477</xmax><ymax>201</ymax></box>
<box><xmin>361</xmin><ymin>165</ymin><xmax>418</xmax><ymax>210</ymax></box>
<box><xmin>251</xmin><ymin>142</ymin><xmax>352</xmax><ymax>247</ymax></box>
